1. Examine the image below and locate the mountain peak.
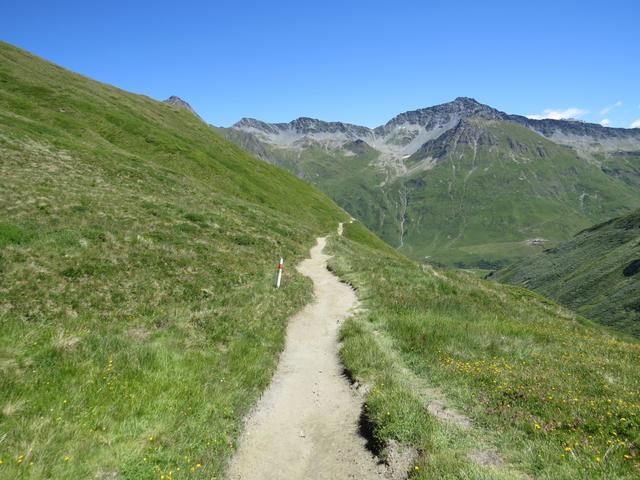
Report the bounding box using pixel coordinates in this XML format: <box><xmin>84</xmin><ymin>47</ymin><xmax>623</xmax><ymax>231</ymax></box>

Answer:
<box><xmin>380</xmin><ymin>97</ymin><xmax>505</xmax><ymax>132</ymax></box>
<box><xmin>233</xmin><ymin>117</ymin><xmax>281</xmax><ymax>135</ymax></box>
<box><xmin>235</xmin><ymin>116</ymin><xmax>372</xmax><ymax>138</ymax></box>
<box><xmin>446</xmin><ymin>96</ymin><xmax>500</xmax><ymax>115</ymax></box>
<box><xmin>163</xmin><ymin>96</ymin><xmax>200</xmax><ymax>118</ymax></box>
<box><xmin>452</xmin><ymin>96</ymin><xmax>482</xmax><ymax>105</ymax></box>
<box><xmin>235</xmin><ymin>117</ymin><xmax>268</xmax><ymax>128</ymax></box>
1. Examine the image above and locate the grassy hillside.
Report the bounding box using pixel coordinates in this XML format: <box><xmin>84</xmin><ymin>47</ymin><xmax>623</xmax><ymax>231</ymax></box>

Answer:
<box><xmin>0</xmin><ymin>41</ymin><xmax>346</xmax><ymax>478</ymax></box>
<box><xmin>493</xmin><ymin>209</ymin><xmax>640</xmax><ymax>337</ymax></box>
<box><xmin>600</xmin><ymin>151</ymin><xmax>640</xmax><ymax>190</ymax></box>
<box><xmin>329</xmin><ymin>221</ymin><xmax>640</xmax><ymax>479</ymax></box>
<box><xmin>395</xmin><ymin>119</ymin><xmax>640</xmax><ymax>267</ymax></box>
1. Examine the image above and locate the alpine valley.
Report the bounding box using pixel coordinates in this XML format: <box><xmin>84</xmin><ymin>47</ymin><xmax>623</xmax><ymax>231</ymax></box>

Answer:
<box><xmin>221</xmin><ymin>98</ymin><xmax>640</xmax><ymax>267</ymax></box>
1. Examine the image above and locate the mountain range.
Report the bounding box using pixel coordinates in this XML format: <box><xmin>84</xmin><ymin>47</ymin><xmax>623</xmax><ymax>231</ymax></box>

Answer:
<box><xmin>221</xmin><ymin>98</ymin><xmax>640</xmax><ymax>266</ymax></box>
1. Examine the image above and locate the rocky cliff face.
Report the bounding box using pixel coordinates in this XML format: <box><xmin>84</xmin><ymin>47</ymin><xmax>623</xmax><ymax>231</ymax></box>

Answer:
<box><xmin>232</xmin><ymin>116</ymin><xmax>372</xmax><ymax>150</ymax></box>
<box><xmin>508</xmin><ymin>114</ymin><xmax>640</xmax><ymax>152</ymax></box>
<box><xmin>376</xmin><ymin>97</ymin><xmax>506</xmax><ymax>134</ymax></box>
<box><xmin>407</xmin><ymin>118</ymin><xmax>499</xmax><ymax>164</ymax></box>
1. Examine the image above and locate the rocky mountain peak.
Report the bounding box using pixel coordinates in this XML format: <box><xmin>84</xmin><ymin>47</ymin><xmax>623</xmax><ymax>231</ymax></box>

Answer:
<box><xmin>233</xmin><ymin>117</ymin><xmax>279</xmax><ymax>134</ymax></box>
<box><xmin>287</xmin><ymin>117</ymin><xmax>371</xmax><ymax>137</ymax></box>
<box><xmin>164</xmin><ymin>95</ymin><xmax>193</xmax><ymax>111</ymax></box>
<box><xmin>235</xmin><ymin>116</ymin><xmax>372</xmax><ymax>139</ymax></box>
<box><xmin>452</xmin><ymin>96</ymin><xmax>481</xmax><ymax>106</ymax></box>
<box><xmin>378</xmin><ymin>98</ymin><xmax>506</xmax><ymax>134</ymax></box>
<box><xmin>288</xmin><ymin>117</ymin><xmax>332</xmax><ymax>132</ymax></box>
<box><xmin>447</xmin><ymin>97</ymin><xmax>505</xmax><ymax>119</ymax></box>
<box><xmin>163</xmin><ymin>96</ymin><xmax>201</xmax><ymax>119</ymax></box>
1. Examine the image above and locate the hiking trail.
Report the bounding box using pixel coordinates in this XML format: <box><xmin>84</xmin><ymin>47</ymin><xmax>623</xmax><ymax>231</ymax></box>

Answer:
<box><xmin>227</xmin><ymin>223</ymin><xmax>386</xmax><ymax>479</ymax></box>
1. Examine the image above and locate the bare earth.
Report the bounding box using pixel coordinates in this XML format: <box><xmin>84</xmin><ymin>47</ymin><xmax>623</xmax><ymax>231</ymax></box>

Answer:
<box><xmin>226</xmin><ymin>235</ymin><xmax>386</xmax><ymax>480</ymax></box>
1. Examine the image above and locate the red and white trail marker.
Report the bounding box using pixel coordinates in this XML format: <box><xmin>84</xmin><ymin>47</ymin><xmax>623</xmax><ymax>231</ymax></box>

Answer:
<box><xmin>276</xmin><ymin>257</ymin><xmax>284</xmax><ymax>288</ymax></box>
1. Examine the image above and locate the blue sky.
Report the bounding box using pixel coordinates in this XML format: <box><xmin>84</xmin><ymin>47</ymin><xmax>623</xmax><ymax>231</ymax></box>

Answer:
<box><xmin>2</xmin><ymin>0</ymin><xmax>639</xmax><ymax>128</ymax></box>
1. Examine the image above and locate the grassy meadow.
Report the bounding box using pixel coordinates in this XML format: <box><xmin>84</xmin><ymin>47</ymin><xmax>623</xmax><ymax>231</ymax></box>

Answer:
<box><xmin>329</xmin><ymin>221</ymin><xmax>640</xmax><ymax>479</ymax></box>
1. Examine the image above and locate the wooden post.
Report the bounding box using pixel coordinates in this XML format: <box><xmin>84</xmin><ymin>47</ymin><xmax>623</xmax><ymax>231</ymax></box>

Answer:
<box><xmin>276</xmin><ymin>257</ymin><xmax>284</xmax><ymax>288</ymax></box>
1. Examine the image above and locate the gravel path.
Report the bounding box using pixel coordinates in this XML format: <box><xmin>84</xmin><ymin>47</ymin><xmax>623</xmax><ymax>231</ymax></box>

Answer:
<box><xmin>226</xmin><ymin>233</ymin><xmax>386</xmax><ymax>479</ymax></box>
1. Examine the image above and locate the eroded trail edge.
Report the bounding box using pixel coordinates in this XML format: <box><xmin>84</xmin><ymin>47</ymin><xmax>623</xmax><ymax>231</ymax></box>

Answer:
<box><xmin>227</xmin><ymin>232</ymin><xmax>386</xmax><ymax>479</ymax></box>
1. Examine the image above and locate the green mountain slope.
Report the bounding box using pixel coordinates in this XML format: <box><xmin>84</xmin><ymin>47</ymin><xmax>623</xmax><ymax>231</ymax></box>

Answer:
<box><xmin>394</xmin><ymin>119</ymin><xmax>640</xmax><ymax>267</ymax></box>
<box><xmin>0</xmin><ymin>41</ymin><xmax>345</xmax><ymax>478</ymax></box>
<box><xmin>225</xmin><ymin>103</ymin><xmax>640</xmax><ymax>268</ymax></box>
<box><xmin>329</xmin><ymin>221</ymin><xmax>640</xmax><ymax>479</ymax></box>
<box><xmin>493</xmin><ymin>209</ymin><xmax>640</xmax><ymax>336</ymax></box>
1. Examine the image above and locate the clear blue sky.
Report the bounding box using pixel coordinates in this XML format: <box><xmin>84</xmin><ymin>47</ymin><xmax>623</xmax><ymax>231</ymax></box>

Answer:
<box><xmin>2</xmin><ymin>0</ymin><xmax>639</xmax><ymax>128</ymax></box>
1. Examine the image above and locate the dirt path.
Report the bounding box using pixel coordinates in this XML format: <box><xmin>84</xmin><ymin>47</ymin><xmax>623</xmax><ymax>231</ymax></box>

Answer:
<box><xmin>227</xmin><ymin>231</ymin><xmax>386</xmax><ymax>480</ymax></box>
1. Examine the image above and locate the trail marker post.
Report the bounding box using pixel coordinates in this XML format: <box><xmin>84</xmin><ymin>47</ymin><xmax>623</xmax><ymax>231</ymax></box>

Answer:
<box><xmin>276</xmin><ymin>257</ymin><xmax>284</xmax><ymax>288</ymax></box>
